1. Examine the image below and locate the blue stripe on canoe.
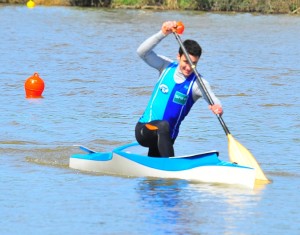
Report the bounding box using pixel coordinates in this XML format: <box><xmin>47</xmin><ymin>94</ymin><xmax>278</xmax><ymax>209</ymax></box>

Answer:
<box><xmin>113</xmin><ymin>142</ymin><xmax>250</xmax><ymax>171</ymax></box>
<box><xmin>71</xmin><ymin>152</ymin><xmax>112</xmax><ymax>161</ymax></box>
<box><xmin>71</xmin><ymin>142</ymin><xmax>253</xmax><ymax>171</ymax></box>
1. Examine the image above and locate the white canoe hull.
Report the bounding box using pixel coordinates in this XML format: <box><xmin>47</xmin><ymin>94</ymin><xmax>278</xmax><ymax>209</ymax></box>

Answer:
<box><xmin>70</xmin><ymin>142</ymin><xmax>255</xmax><ymax>189</ymax></box>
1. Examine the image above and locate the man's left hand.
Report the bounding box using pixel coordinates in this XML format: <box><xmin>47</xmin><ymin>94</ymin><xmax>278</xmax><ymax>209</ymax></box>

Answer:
<box><xmin>209</xmin><ymin>104</ymin><xmax>223</xmax><ymax>115</ymax></box>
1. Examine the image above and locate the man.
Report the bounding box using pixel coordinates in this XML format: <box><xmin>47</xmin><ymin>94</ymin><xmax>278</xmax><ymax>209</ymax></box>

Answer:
<box><xmin>135</xmin><ymin>21</ymin><xmax>223</xmax><ymax>157</ymax></box>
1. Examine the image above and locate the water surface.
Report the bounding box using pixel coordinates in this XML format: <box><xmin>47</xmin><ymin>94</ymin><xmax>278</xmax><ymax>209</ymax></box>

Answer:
<box><xmin>0</xmin><ymin>5</ymin><xmax>299</xmax><ymax>235</ymax></box>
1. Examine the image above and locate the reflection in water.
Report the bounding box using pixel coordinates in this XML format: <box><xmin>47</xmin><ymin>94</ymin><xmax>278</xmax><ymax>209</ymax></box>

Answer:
<box><xmin>189</xmin><ymin>183</ymin><xmax>265</xmax><ymax>234</ymax></box>
<box><xmin>138</xmin><ymin>180</ymin><xmax>185</xmax><ymax>214</ymax></box>
<box><xmin>136</xmin><ymin>179</ymin><xmax>265</xmax><ymax>234</ymax></box>
<box><xmin>137</xmin><ymin>179</ymin><xmax>193</xmax><ymax>234</ymax></box>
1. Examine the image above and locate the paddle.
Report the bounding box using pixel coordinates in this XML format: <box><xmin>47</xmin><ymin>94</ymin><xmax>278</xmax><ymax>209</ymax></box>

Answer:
<box><xmin>173</xmin><ymin>22</ymin><xmax>270</xmax><ymax>183</ymax></box>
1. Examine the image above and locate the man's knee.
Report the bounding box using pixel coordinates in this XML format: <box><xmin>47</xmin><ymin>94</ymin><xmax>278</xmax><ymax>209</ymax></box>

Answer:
<box><xmin>157</xmin><ymin>121</ymin><xmax>170</xmax><ymax>133</ymax></box>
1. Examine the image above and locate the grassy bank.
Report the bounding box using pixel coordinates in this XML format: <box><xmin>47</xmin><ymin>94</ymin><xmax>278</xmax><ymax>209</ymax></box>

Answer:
<box><xmin>112</xmin><ymin>0</ymin><xmax>300</xmax><ymax>13</ymax></box>
<box><xmin>2</xmin><ymin>0</ymin><xmax>300</xmax><ymax>14</ymax></box>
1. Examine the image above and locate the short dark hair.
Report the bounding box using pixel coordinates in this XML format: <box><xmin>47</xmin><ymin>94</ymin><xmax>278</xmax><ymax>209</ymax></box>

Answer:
<box><xmin>178</xmin><ymin>39</ymin><xmax>202</xmax><ymax>58</ymax></box>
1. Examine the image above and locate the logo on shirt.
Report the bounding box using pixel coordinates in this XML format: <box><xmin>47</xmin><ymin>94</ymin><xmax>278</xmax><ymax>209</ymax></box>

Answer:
<box><xmin>173</xmin><ymin>91</ymin><xmax>188</xmax><ymax>105</ymax></box>
<box><xmin>159</xmin><ymin>84</ymin><xmax>169</xmax><ymax>94</ymax></box>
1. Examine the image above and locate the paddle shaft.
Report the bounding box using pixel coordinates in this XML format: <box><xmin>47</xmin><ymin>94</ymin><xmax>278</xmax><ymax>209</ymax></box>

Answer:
<box><xmin>173</xmin><ymin>32</ymin><xmax>230</xmax><ymax>135</ymax></box>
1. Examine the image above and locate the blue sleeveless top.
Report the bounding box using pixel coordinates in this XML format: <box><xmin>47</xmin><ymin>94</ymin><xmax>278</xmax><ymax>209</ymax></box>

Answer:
<box><xmin>139</xmin><ymin>62</ymin><xmax>197</xmax><ymax>139</ymax></box>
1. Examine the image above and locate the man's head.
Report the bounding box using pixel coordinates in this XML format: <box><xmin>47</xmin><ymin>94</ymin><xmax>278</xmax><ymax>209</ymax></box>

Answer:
<box><xmin>177</xmin><ymin>40</ymin><xmax>202</xmax><ymax>77</ymax></box>
<box><xmin>179</xmin><ymin>40</ymin><xmax>202</xmax><ymax>58</ymax></box>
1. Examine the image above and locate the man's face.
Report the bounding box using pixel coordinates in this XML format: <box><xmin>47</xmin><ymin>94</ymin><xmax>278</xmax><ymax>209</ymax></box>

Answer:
<box><xmin>177</xmin><ymin>54</ymin><xmax>199</xmax><ymax>77</ymax></box>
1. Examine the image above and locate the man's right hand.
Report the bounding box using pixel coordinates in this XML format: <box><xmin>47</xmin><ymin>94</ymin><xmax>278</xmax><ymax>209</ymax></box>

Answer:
<box><xmin>161</xmin><ymin>21</ymin><xmax>177</xmax><ymax>35</ymax></box>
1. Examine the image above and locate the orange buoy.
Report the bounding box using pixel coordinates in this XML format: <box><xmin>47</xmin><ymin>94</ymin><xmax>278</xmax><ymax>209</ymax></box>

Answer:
<box><xmin>25</xmin><ymin>72</ymin><xmax>45</xmax><ymax>98</ymax></box>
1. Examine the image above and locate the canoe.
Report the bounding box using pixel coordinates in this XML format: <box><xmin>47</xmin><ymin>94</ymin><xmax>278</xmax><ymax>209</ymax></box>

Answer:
<box><xmin>69</xmin><ymin>142</ymin><xmax>256</xmax><ymax>189</ymax></box>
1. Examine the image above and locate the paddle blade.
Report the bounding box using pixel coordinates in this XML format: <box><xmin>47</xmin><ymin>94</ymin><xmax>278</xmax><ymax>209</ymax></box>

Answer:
<box><xmin>227</xmin><ymin>134</ymin><xmax>270</xmax><ymax>182</ymax></box>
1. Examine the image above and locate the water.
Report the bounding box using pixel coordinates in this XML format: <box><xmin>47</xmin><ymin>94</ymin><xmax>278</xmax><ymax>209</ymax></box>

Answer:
<box><xmin>0</xmin><ymin>5</ymin><xmax>300</xmax><ymax>235</ymax></box>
